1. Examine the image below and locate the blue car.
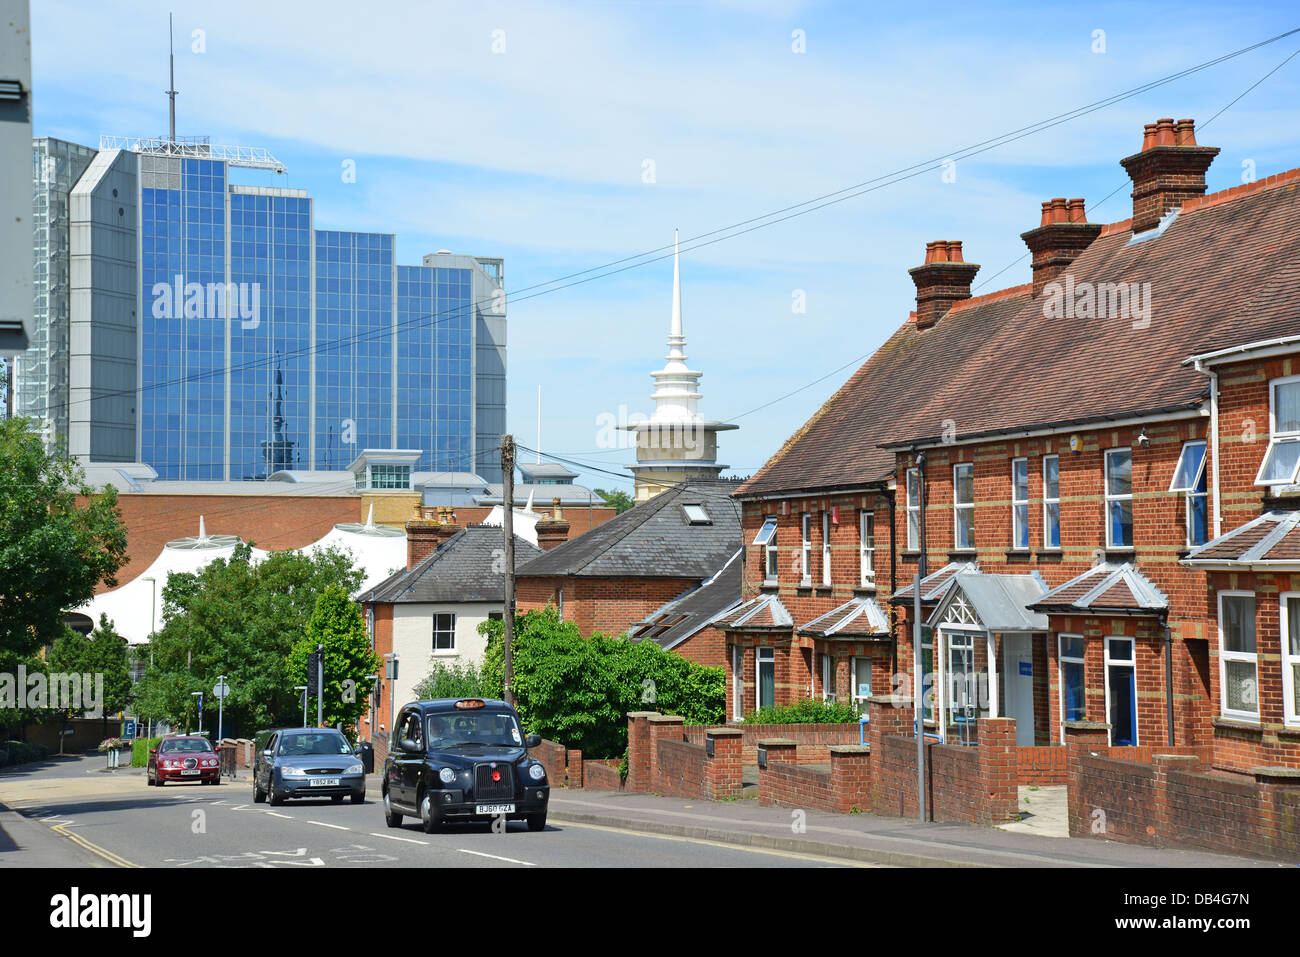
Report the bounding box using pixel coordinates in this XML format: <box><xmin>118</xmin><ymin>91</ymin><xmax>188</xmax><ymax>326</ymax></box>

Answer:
<box><xmin>254</xmin><ymin>728</ymin><xmax>366</xmax><ymax>806</ymax></box>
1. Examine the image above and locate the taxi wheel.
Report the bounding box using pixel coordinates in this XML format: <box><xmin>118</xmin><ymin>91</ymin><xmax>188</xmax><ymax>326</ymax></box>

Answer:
<box><xmin>382</xmin><ymin>788</ymin><xmax>402</xmax><ymax>828</ymax></box>
<box><xmin>419</xmin><ymin>792</ymin><xmax>441</xmax><ymax>834</ymax></box>
<box><xmin>526</xmin><ymin>813</ymin><xmax>547</xmax><ymax>832</ymax></box>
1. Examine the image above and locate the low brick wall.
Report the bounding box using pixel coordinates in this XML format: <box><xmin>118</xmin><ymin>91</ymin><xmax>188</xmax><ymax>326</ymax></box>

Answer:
<box><xmin>625</xmin><ymin>713</ymin><xmax>744</xmax><ymax>800</ymax></box>
<box><xmin>1017</xmin><ymin>746</ymin><xmax>1070</xmax><ymax>786</ymax></box>
<box><xmin>657</xmin><ymin>738</ymin><xmax>707</xmax><ymax>799</ymax></box>
<box><xmin>583</xmin><ymin>760</ymin><xmax>624</xmax><ymax>791</ymax></box>
<box><xmin>866</xmin><ymin>696</ymin><xmax>1019</xmax><ymax>826</ymax></box>
<box><xmin>536</xmin><ymin>739</ymin><xmax>568</xmax><ymax>786</ymax></box>
<box><xmin>1065</xmin><ymin>722</ymin><xmax>1300</xmax><ymax>862</ymax></box>
<box><xmin>757</xmin><ymin>742</ymin><xmax>873</xmax><ymax>814</ymax></box>
<box><xmin>684</xmin><ymin>722</ymin><xmax>860</xmax><ymax>765</ymax></box>
<box><xmin>760</xmin><ymin>760</ymin><xmax>834</xmax><ymax>811</ymax></box>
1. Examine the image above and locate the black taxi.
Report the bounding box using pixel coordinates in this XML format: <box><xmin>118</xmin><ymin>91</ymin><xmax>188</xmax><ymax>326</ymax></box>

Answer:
<box><xmin>382</xmin><ymin>698</ymin><xmax>550</xmax><ymax>833</ymax></box>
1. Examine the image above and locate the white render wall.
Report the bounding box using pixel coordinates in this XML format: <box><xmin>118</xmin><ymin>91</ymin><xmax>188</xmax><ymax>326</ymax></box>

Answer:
<box><xmin>389</xmin><ymin>602</ymin><xmax>500</xmax><ymax>712</ymax></box>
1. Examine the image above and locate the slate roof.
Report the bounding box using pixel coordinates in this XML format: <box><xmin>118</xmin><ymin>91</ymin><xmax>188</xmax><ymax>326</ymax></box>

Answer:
<box><xmin>360</xmin><ymin>525</ymin><xmax>543</xmax><ymax>604</ymax></box>
<box><xmin>713</xmin><ymin>593</ymin><xmax>794</xmax><ymax>631</ymax></box>
<box><xmin>797</xmin><ymin>597</ymin><xmax>891</xmax><ymax>639</ymax></box>
<box><xmin>738</xmin><ymin>168</ymin><xmax>1300</xmax><ymax>498</ymax></box>
<box><xmin>1181</xmin><ymin>511</ymin><xmax>1300</xmax><ymax>568</ymax></box>
<box><xmin>515</xmin><ymin>481</ymin><xmax>742</xmax><ymax>579</ymax></box>
<box><xmin>891</xmin><ymin>561</ymin><xmax>979</xmax><ymax>604</ymax></box>
<box><xmin>628</xmin><ymin>551</ymin><xmax>743</xmax><ymax>649</ymax></box>
<box><xmin>1028</xmin><ymin>563</ymin><xmax>1168</xmax><ymax>614</ymax></box>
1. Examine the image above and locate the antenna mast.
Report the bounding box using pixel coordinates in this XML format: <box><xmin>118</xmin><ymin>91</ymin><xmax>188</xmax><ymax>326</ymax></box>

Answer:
<box><xmin>167</xmin><ymin>13</ymin><xmax>177</xmax><ymax>143</ymax></box>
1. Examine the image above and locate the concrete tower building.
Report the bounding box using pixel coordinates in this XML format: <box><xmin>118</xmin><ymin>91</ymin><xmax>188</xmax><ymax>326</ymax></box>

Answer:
<box><xmin>622</xmin><ymin>232</ymin><xmax>737</xmax><ymax>502</ymax></box>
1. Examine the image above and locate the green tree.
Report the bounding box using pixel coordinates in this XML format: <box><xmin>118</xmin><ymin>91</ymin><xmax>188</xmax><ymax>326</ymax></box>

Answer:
<box><xmin>285</xmin><ymin>584</ymin><xmax>381</xmax><ymax>738</ymax></box>
<box><xmin>413</xmin><ymin>660</ymin><xmax>485</xmax><ymax>701</ymax></box>
<box><xmin>478</xmin><ymin>607</ymin><xmax>724</xmax><ymax>757</ymax></box>
<box><xmin>48</xmin><ymin>614</ymin><xmax>133</xmax><ymax>740</ymax></box>
<box><xmin>133</xmin><ymin>545</ymin><xmax>363</xmax><ymax>735</ymax></box>
<box><xmin>0</xmin><ymin>417</ymin><xmax>127</xmax><ymax>660</ymax></box>
<box><xmin>594</xmin><ymin>488</ymin><xmax>635</xmax><ymax>514</ymax></box>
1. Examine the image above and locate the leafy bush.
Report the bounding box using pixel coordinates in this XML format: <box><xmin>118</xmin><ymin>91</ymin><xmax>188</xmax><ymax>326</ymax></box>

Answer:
<box><xmin>743</xmin><ymin>698</ymin><xmax>863</xmax><ymax>725</ymax></box>
<box><xmin>413</xmin><ymin>660</ymin><xmax>485</xmax><ymax>701</ymax></box>
<box><xmin>0</xmin><ymin>740</ymin><xmax>49</xmax><ymax>767</ymax></box>
<box><xmin>478</xmin><ymin>608</ymin><xmax>725</xmax><ymax>758</ymax></box>
<box><xmin>131</xmin><ymin>736</ymin><xmax>163</xmax><ymax>768</ymax></box>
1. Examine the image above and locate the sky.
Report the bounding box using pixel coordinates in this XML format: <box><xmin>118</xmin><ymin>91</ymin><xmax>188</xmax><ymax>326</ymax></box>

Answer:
<box><xmin>25</xmin><ymin>0</ymin><xmax>1300</xmax><ymax>492</ymax></box>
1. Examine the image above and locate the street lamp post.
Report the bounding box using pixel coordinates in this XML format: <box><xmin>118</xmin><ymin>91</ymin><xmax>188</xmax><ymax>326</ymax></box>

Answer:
<box><xmin>364</xmin><ymin>674</ymin><xmax>379</xmax><ymax>746</ymax></box>
<box><xmin>190</xmin><ymin>692</ymin><xmax>203</xmax><ymax>734</ymax></box>
<box><xmin>295</xmin><ymin>686</ymin><xmax>308</xmax><ymax>727</ymax></box>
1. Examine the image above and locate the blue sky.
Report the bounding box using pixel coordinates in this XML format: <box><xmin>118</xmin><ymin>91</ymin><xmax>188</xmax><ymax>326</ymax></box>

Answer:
<box><xmin>27</xmin><ymin>0</ymin><xmax>1300</xmax><ymax>491</ymax></box>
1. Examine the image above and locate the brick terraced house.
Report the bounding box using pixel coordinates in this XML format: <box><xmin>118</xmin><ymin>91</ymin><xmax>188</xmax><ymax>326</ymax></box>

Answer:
<box><xmin>728</xmin><ymin>116</ymin><xmax>1300</xmax><ymax>773</ymax></box>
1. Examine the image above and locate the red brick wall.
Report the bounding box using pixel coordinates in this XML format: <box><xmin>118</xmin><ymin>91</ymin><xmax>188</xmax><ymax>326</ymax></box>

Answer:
<box><xmin>90</xmin><ymin>493</ymin><xmax>360</xmax><ymax>592</ymax></box>
<box><xmin>672</xmin><ymin>624</ymin><xmax>727</xmax><ymax>668</ymax></box>
<box><xmin>656</xmin><ymin>738</ymin><xmax>707</xmax><ymax>798</ymax></box>
<box><xmin>583</xmin><ymin>760</ymin><xmax>624</xmax><ymax>791</ymax></box>
<box><xmin>759</xmin><ymin>759</ymin><xmax>836</xmax><ymax>812</ymax></box>
<box><xmin>682</xmin><ymin>721</ymin><xmax>860</xmax><ymax>766</ymax></box>
<box><xmin>516</xmin><ymin>575</ymin><xmax>699</xmax><ymax>638</ymax></box>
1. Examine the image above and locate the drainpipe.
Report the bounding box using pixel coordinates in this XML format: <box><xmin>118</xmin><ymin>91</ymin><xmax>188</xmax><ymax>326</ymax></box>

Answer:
<box><xmin>914</xmin><ymin>450</ymin><xmax>928</xmax><ymax>824</ymax></box>
<box><xmin>1161</xmin><ymin>610</ymin><xmax>1175</xmax><ymax>747</ymax></box>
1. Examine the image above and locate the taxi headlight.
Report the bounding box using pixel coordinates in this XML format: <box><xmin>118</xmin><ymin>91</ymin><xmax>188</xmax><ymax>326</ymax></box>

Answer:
<box><xmin>528</xmin><ymin>763</ymin><xmax>545</xmax><ymax>781</ymax></box>
<box><xmin>439</xmin><ymin>767</ymin><xmax>457</xmax><ymax>785</ymax></box>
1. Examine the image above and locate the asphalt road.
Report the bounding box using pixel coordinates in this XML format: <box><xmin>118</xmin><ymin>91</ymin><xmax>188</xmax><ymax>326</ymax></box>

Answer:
<box><xmin>1</xmin><ymin>756</ymin><xmax>864</xmax><ymax>868</ymax></box>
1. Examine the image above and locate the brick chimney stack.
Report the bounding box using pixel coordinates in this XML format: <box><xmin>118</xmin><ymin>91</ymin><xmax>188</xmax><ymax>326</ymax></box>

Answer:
<box><xmin>534</xmin><ymin>497</ymin><xmax>571</xmax><ymax>551</ymax></box>
<box><xmin>405</xmin><ymin>505</ymin><xmax>461</xmax><ymax>569</ymax></box>
<box><xmin>1119</xmin><ymin>118</ymin><xmax>1219</xmax><ymax>233</ymax></box>
<box><xmin>1020</xmin><ymin>197</ymin><xmax>1103</xmax><ymax>297</ymax></box>
<box><xmin>908</xmin><ymin>241</ymin><xmax>980</xmax><ymax>330</ymax></box>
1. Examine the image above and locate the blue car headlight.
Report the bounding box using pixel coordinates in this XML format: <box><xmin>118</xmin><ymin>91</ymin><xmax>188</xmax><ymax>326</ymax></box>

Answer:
<box><xmin>344</xmin><ymin>763</ymin><xmax>364</xmax><ymax>775</ymax></box>
<box><xmin>281</xmin><ymin>766</ymin><xmax>307</xmax><ymax>777</ymax></box>
<box><xmin>528</xmin><ymin>763</ymin><xmax>545</xmax><ymax>781</ymax></box>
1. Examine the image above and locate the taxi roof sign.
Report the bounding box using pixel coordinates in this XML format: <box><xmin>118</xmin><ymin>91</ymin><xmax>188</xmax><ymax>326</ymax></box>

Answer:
<box><xmin>454</xmin><ymin>699</ymin><xmax>486</xmax><ymax>709</ymax></box>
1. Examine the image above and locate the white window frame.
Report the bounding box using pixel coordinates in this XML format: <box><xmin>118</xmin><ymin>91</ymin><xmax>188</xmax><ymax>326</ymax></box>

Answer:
<box><xmin>906</xmin><ymin>468</ymin><xmax>920</xmax><ymax>551</ymax></box>
<box><xmin>953</xmin><ymin>463</ymin><xmax>974</xmax><ymax>550</ymax></box>
<box><xmin>1217</xmin><ymin>590</ymin><xmax>1258</xmax><ymax>722</ymax></box>
<box><xmin>851</xmin><ymin>656</ymin><xmax>872</xmax><ymax>709</ymax></box>
<box><xmin>1011</xmin><ymin>457</ymin><xmax>1029</xmax><ymax>550</ymax></box>
<box><xmin>1042</xmin><ymin>455</ymin><xmax>1061</xmax><ymax>550</ymax></box>
<box><xmin>1282</xmin><ymin>593</ymin><xmax>1300</xmax><ymax>729</ymax></box>
<box><xmin>1255</xmin><ymin>374</ymin><xmax>1300</xmax><ymax>487</ymax></box>
<box><xmin>800</xmin><ymin>513</ymin><xmax>812</xmax><ymax>586</ymax></box>
<box><xmin>1104</xmin><ymin>448</ymin><xmax>1133</xmax><ymax>549</ymax></box>
<box><xmin>432</xmin><ymin>612</ymin><xmax>456</xmax><ymax>653</ymax></box>
<box><xmin>1058</xmin><ymin>633</ymin><xmax>1086</xmax><ymax>743</ymax></box>
<box><xmin>756</xmin><ymin>647</ymin><xmax>775</xmax><ymax>710</ymax></box>
<box><xmin>821</xmin><ymin>512</ymin><xmax>832</xmax><ymax>587</ymax></box>
<box><xmin>731</xmin><ymin>645</ymin><xmax>744</xmax><ymax>720</ymax></box>
<box><xmin>859</xmin><ymin>510</ymin><xmax>875</xmax><ymax>587</ymax></box>
<box><xmin>754</xmin><ymin>517</ymin><xmax>779</xmax><ymax>585</ymax></box>
<box><xmin>1103</xmin><ymin>636</ymin><xmax>1137</xmax><ymax>746</ymax></box>
<box><xmin>1170</xmin><ymin>440</ymin><xmax>1208</xmax><ymax>546</ymax></box>
<box><xmin>820</xmin><ymin>653</ymin><xmax>835</xmax><ymax>702</ymax></box>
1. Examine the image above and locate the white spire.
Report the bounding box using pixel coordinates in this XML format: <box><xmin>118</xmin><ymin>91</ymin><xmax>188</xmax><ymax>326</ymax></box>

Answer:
<box><xmin>669</xmin><ymin>229</ymin><xmax>684</xmax><ymax>355</ymax></box>
<box><xmin>648</xmin><ymin>229</ymin><xmax>703</xmax><ymax>424</ymax></box>
<box><xmin>524</xmin><ymin>488</ymin><xmax>535</xmax><ymax>513</ymax></box>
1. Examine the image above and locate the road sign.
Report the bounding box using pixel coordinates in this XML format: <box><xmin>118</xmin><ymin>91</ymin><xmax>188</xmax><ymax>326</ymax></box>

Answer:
<box><xmin>213</xmin><ymin>679</ymin><xmax>230</xmax><ymax>700</ymax></box>
<box><xmin>123</xmin><ymin>720</ymin><xmax>136</xmax><ymax>738</ymax></box>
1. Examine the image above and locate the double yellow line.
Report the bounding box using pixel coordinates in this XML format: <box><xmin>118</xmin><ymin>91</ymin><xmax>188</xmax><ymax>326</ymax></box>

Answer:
<box><xmin>49</xmin><ymin>821</ymin><xmax>140</xmax><ymax>868</ymax></box>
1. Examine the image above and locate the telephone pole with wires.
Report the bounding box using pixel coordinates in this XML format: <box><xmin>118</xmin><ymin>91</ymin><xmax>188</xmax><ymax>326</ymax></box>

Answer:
<box><xmin>501</xmin><ymin>434</ymin><xmax>516</xmax><ymax>706</ymax></box>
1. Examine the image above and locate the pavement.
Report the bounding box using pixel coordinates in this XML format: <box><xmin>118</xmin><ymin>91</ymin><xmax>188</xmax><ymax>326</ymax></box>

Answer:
<box><xmin>0</xmin><ymin>754</ymin><xmax>1286</xmax><ymax>868</ymax></box>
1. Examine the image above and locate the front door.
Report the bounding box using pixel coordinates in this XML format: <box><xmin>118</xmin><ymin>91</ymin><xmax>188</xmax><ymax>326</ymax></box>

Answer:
<box><xmin>1003</xmin><ymin>634</ymin><xmax>1036</xmax><ymax>746</ymax></box>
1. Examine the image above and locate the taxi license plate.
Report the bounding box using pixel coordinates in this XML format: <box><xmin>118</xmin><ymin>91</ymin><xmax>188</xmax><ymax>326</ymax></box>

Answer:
<box><xmin>180</xmin><ymin>769</ymin><xmax>200</xmax><ymax>775</ymax></box>
<box><xmin>310</xmin><ymin>777</ymin><xmax>341</xmax><ymax>787</ymax></box>
<box><xmin>476</xmin><ymin>803</ymin><xmax>515</xmax><ymax>815</ymax></box>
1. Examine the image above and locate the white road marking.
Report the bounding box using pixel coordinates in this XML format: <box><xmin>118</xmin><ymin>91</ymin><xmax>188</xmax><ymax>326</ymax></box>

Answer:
<box><xmin>307</xmin><ymin>820</ymin><xmax>350</xmax><ymax>830</ymax></box>
<box><xmin>369</xmin><ymin>831</ymin><xmax>428</xmax><ymax>845</ymax></box>
<box><xmin>266</xmin><ymin>812</ymin><xmax>293</xmax><ymax>819</ymax></box>
<box><xmin>457</xmin><ymin>848</ymin><xmax>536</xmax><ymax>866</ymax></box>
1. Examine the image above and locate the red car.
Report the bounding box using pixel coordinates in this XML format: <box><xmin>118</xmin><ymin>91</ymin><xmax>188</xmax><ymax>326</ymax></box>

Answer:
<box><xmin>147</xmin><ymin>735</ymin><xmax>221</xmax><ymax>786</ymax></box>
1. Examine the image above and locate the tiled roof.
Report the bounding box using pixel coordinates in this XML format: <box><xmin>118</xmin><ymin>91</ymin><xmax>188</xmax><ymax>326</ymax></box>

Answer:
<box><xmin>360</xmin><ymin>525</ymin><xmax>542</xmax><ymax>604</ymax></box>
<box><xmin>797</xmin><ymin>597</ymin><xmax>890</xmax><ymax>638</ymax></box>
<box><xmin>1181</xmin><ymin>511</ymin><xmax>1300</xmax><ymax>568</ymax></box>
<box><xmin>713</xmin><ymin>593</ymin><xmax>794</xmax><ymax>631</ymax></box>
<box><xmin>738</xmin><ymin>171</ymin><xmax>1300</xmax><ymax>498</ymax></box>
<box><xmin>891</xmin><ymin>561</ymin><xmax>979</xmax><ymax>604</ymax></box>
<box><xmin>515</xmin><ymin>480</ymin><xmax>742</xmax><ymax>579</ymax></box>
<box><xmin>1028</xmin><ymin>563</ymin><xmax>1168</xmax><ymax>614</ymax></box>
<box><xmin>628</xmin><ymin>551</ymin><xmax>743</xmax><ymax>649</ymax></box>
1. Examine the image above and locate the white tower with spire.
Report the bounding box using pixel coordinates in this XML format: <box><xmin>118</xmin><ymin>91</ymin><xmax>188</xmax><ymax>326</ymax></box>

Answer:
<box><xmin>621</xmin><ymin>231</ymin><xmax>738</xmax><ymax>502</ymax></box>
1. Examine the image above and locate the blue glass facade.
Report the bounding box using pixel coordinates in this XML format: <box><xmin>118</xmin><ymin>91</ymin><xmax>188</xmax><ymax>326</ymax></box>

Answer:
<box><xmin>134</xmin><ymin>155</ymin><xmax>480</xmax><ymax>480</ymax></box>
<box><xmin>396</xmin><ymin>265</ymin><xmax>473</xmax><ymax>470</ymax></box>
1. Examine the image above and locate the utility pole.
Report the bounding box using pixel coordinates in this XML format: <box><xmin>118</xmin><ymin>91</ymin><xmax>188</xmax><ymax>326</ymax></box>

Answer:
<box><xmin>501</xmin><ymin>434</ymin><xmax>516</xmax><ymax>707</ymax></box>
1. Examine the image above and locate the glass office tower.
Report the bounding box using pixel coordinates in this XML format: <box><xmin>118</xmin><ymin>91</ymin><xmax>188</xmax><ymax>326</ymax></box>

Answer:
<box><xmin>58</xmin><ymin>138</ymin><xmax>504</xmax><ymax>482</ymax></box>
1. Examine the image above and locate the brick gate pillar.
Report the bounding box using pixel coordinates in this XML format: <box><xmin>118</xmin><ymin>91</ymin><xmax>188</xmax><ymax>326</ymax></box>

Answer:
<box><xmin>1063</xmin><ymin>720</ymin><xmax>1110</xmax><ymax>837</ymax></box>
<box><xmin>704</xmin><ymin>728</ymin><xmax>743</xmax><ymax>800</ymax></box>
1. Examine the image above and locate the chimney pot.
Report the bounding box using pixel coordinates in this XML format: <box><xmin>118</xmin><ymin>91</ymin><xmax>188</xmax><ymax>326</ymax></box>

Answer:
<box><xmin>1048</xmin><ymin>198</ymin><xmax>1068</xmax><ymax>224</ymax></box>
<box><xmin>1020</xmin><ymin>198</ymin><xmax>1102</xmax><ymax>297</ymax></box>
<box><xmin>1121</xmin><ymin>117</ymin><xmax>1219</xmax><ymax>232</ymax></box>
<box><xmin>1039</xmin><ymin>201</ymin><xmax>1053</xmax><ymax>227</ymax></box>
<box><xmin>1175</xmin><ymin>119</ymin><xmax>1197</xmax><ymax>146</ymax></box>
<box><xmin>1155</xmin><ymin>118</ymin><xmax>1177</xmax><ymax>146</ymax></box>
<box><xmin>1140</xmin><ymin>123</ymin><xmax>1158</xmax><ymax>151</ymax></box>
<box><xmin>946</xmin><ymin>241</ymin><xmax>964</xmax><ymax>263</ymax></box>
<box><xmin>1067</xmin><ymin>198</ymin><xmax>1087</xmax><ymax>223</ymax></box>
<box><xmin>908</xmin><ymin>240</ymin><xmax>980</xmax><ymax>330</ymax></box>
